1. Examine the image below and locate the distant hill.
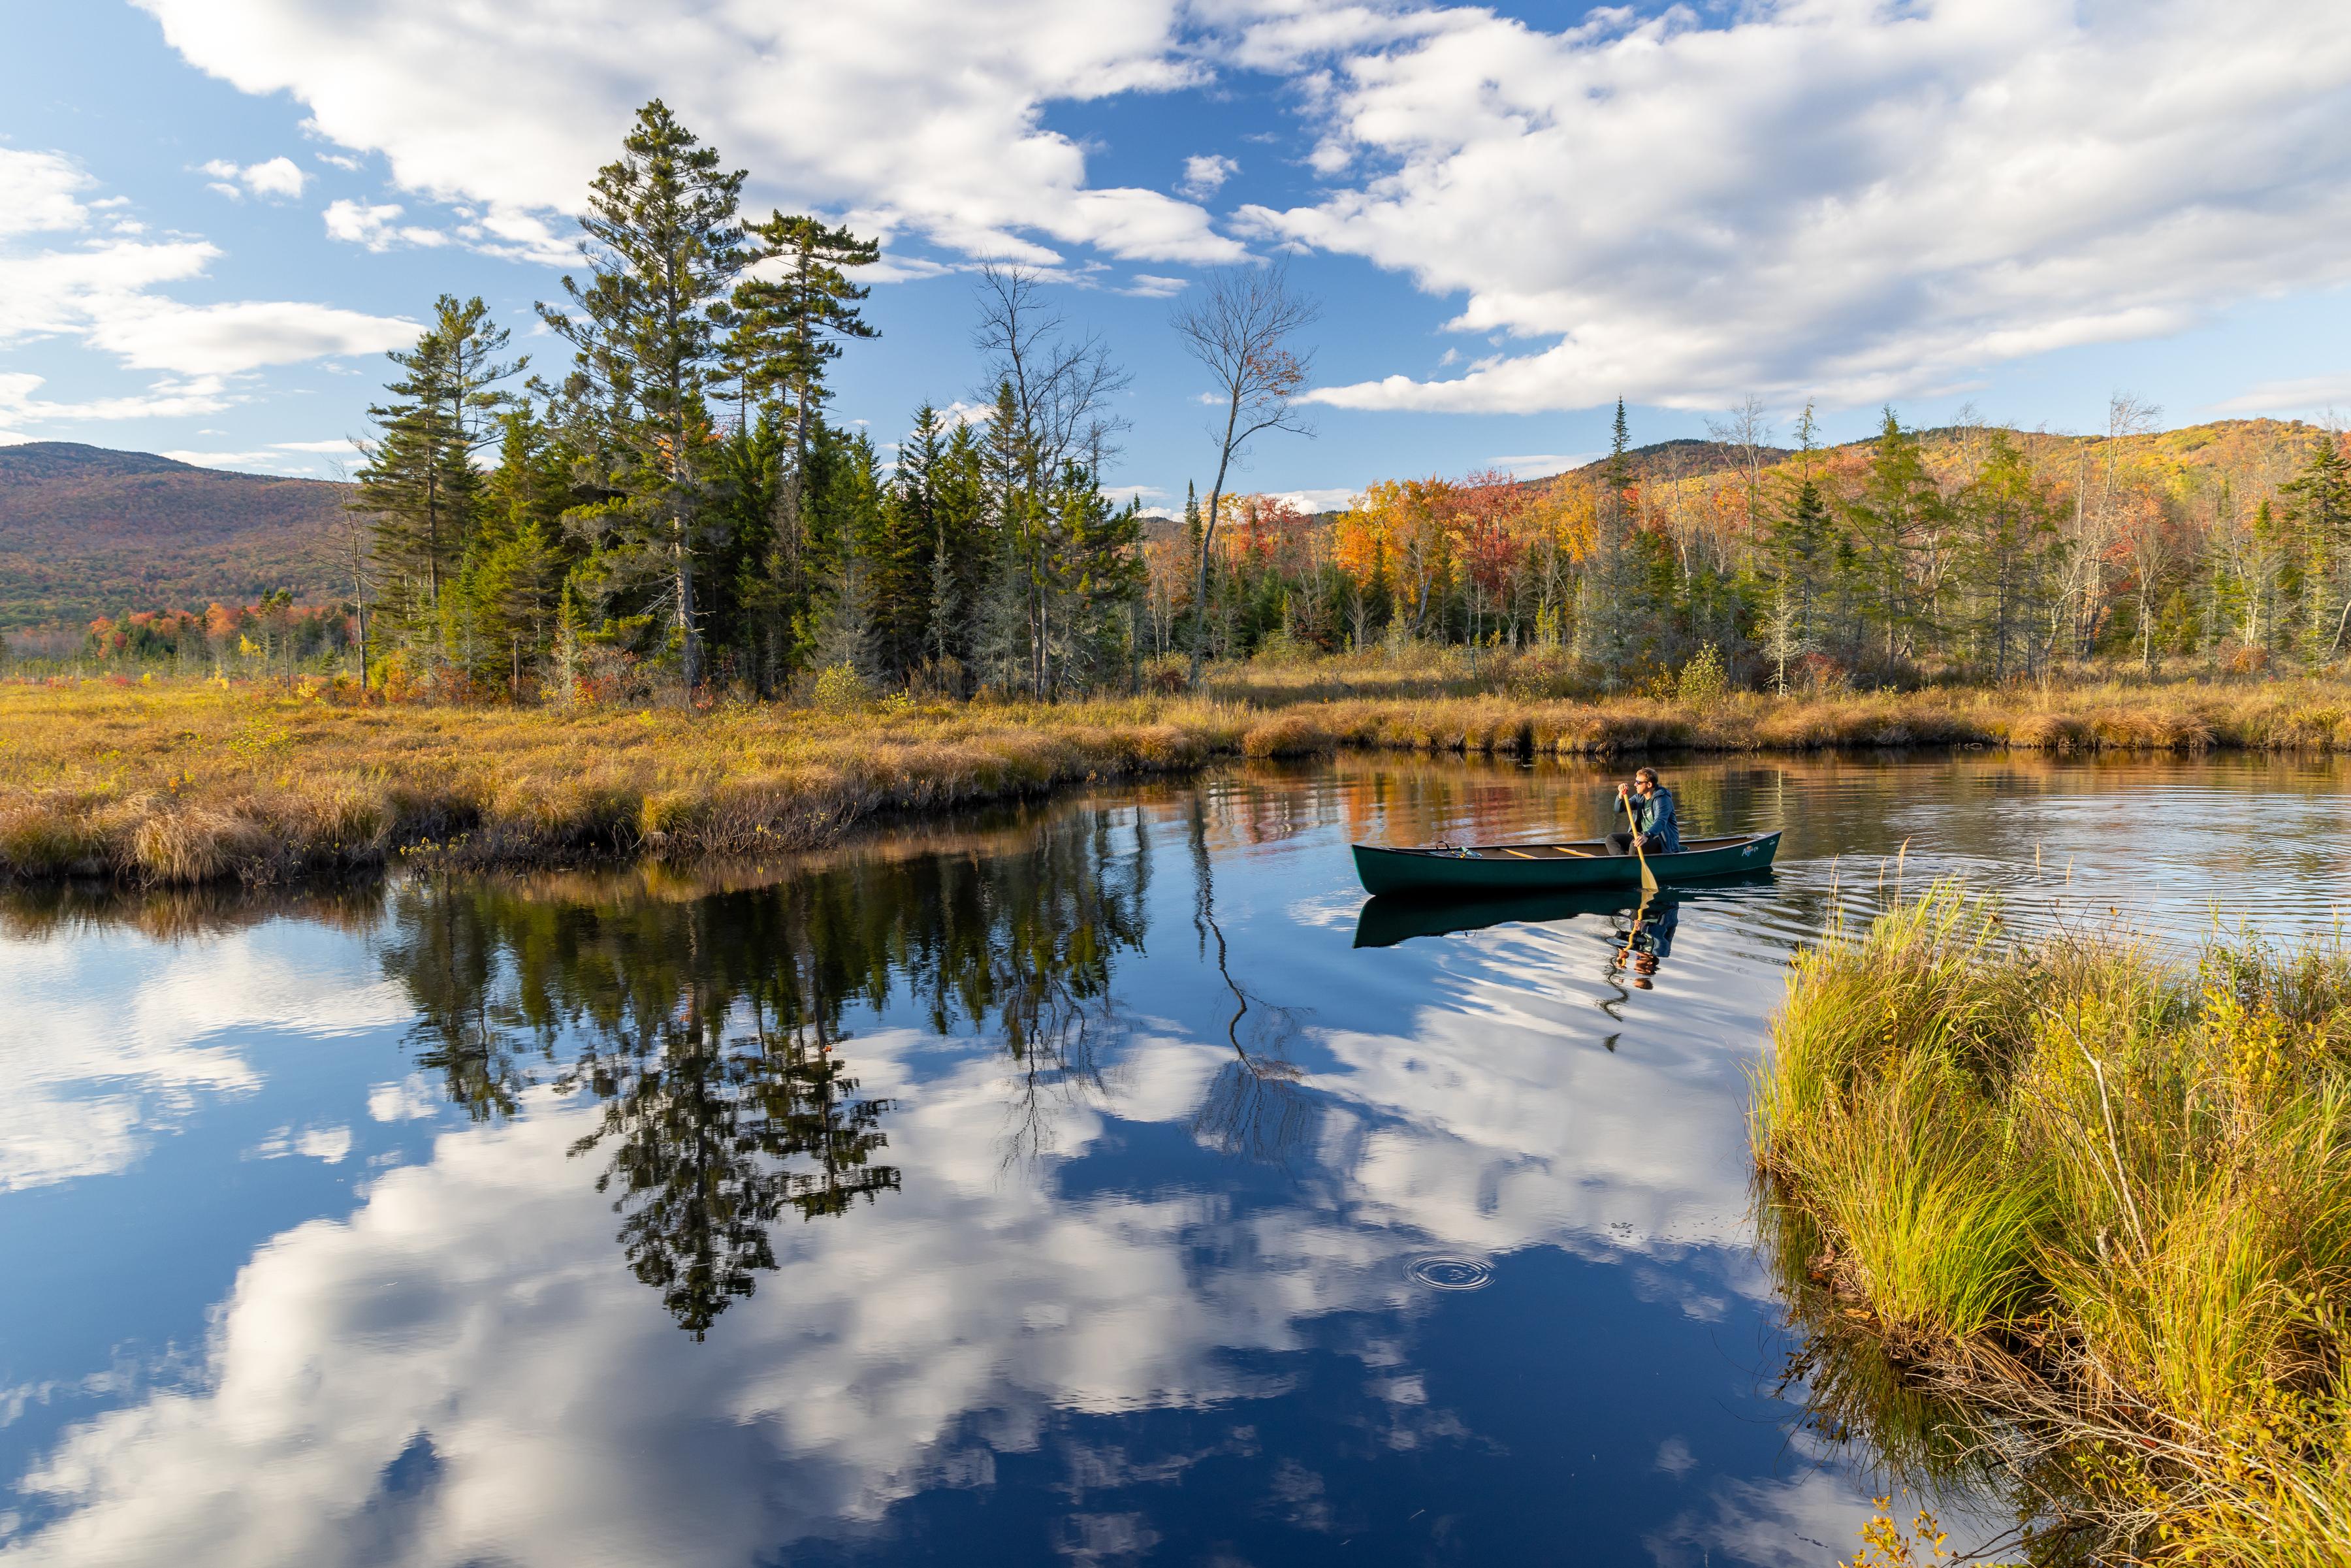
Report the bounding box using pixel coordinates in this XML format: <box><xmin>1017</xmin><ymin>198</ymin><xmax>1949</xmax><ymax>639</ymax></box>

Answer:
<box><xmin>0</xmin><ymin>443</ymin><xmax>351</xmax><ymax>631</ymax></box>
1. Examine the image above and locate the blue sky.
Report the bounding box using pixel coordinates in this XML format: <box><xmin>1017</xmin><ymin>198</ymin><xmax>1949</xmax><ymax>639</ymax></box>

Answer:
<box><xmin>3</xmin><ymin>0</ymin><xmax>2350</xmax><ymax>514</ymax></box>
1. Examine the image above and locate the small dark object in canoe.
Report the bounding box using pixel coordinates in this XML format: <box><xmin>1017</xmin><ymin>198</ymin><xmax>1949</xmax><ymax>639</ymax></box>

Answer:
<box><xmin>1351</xmin><ymin>830</ymin><xmax>1781</xmax><ymax>898</ymax></box>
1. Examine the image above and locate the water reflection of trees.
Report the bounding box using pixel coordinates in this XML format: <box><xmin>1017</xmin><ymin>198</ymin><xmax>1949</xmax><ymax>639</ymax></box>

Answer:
<box><xmin>565</xmin><ymin>1004</ymin><xmax>898</xmax><ymax>1339</ymax></box>
<box><xmin>1187</xmin><ymin>795</ymin><xmax>1313</xmax><ymax>1165</ymax></box>
<box><xmin>370</xmin><ymin>808</ymin><xmax>1152</xmax><ymax>1334</ymax></box>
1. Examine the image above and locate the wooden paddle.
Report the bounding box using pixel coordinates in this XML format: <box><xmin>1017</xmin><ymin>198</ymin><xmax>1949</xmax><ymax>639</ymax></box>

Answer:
<box><xmin>1623</xmin><ymin>790</ymin><xmax>1660</xmax><ymax>894</ymax></box>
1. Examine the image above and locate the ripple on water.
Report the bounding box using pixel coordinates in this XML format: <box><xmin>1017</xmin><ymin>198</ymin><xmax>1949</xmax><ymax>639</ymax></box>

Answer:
<box><xmin>1407</xmin><ymin>1255</ymin><xmax>1495</xmax><ymax>1290</ymax></box>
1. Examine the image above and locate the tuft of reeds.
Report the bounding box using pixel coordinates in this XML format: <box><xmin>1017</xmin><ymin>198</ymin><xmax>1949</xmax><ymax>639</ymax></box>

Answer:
<box><xmin>1755</xmin><ymin>887</ymin><xmax>2351</xmax><ymax>1564</ymax></box>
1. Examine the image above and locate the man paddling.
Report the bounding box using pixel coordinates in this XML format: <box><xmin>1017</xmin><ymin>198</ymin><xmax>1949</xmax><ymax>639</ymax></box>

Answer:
<box><xmin>1608</xmin><ymin>767</ymin><xmax>1682</xmax><ymax>857</ymax></box>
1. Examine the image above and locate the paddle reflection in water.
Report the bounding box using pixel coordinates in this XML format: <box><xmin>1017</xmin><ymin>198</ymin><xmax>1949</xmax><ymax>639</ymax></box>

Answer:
<box><xmin>1612</xmin><ymin>897</ymin><xmax>1678</xmax><ymax>987</ymax></box>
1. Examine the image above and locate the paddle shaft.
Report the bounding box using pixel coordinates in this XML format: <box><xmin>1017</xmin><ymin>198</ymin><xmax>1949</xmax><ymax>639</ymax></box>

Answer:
<box><xmin>1622</xmin><ymin>790</ymin><xmax>1660</xmax><ymax>892</ymax></box>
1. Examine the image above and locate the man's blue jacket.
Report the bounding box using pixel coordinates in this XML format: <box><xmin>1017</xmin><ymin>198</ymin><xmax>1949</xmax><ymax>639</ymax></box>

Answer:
<box><xmin>1631</xmin><ymin>788</ymin><xmax>1682</xmax><ymax>853</ymax></box>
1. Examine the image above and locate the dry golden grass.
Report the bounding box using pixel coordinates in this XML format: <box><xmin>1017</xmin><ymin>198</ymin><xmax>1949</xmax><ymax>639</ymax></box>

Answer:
<box><xmin>8</xmin><ymin>671</ymin><xmax>2351</xmax><ymax>884</ymax></box>
<box><xmin>0</xmin><ymin>683</ymin><xmax>1247</xmax><ymax>884</ymax></box>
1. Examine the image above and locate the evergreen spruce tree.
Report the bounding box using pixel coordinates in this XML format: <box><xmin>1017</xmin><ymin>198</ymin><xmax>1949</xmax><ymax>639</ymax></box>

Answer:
<box><xmin>808</xmin><ymin>544</ymin><xmax>876</xmax><ymax>684</ymax></box>
<box><xmin>1955</xmin><ymin>430</ymin><xmax>2058</xmax><ymax>681</ymax></box>
<box><xmin>465</xmin><ymin>522</ymin><xmax>565</xmax><ymax>696</ymax></box>
<box><xmin>704</xmin><ymin>409</ymin><xmax>790</xmax><ymax>690</ymax></box>
<box><xmin>1571</xmin><ymin>533</ymin><xmax>1640</xmax><ymax>690</ymax></box>
<box><xmin>2282</xmin><ymin>436</ymin><xmax>2351</xmax><ymax>660</ymax></box>
<box><xmin>721</xmin><ymin>215</ymin><xmax>882</xmax><ymax>679</ymax></box>
<box><xmin>926</xmin><ymin>526</ymin><xmax>959</xmax><ymax>679</ymax></box>
<box><xmin>1842</xmin><ymin>408</ymin><xmax>1944</xmax><ymax>670</ymax></box>
<box><xmin>455</xmin><ymin>407</ymin><xmax>576</xmax><ymax>693</ymax></box>
<box><xmin>537</xmin><ymin>100</ymin><xmax>746</xmax><ymax>695</ymax></box>
<box><xmin>353</xmin><ymin>298</ymin><xmax>521</xmax><ymax>665</ymax></box>
<box><xmin>1046</xmin><ymin>464</ymin><xmax>1145</xmax><ymax>692</ymax></box>
<box><xmin>980</xmin><ymin>381</ymin><xmax>1046</xmax><ymax>696</ymax></box>
<box><xmin>973</xmin><ymin>523</ymin><xmax>1034</xmax><ymax>696</ymax></box>
<box><xmin>483</xmin><ymin>406</ymin><xmax>571</xmax><ymax>543</ymax></box>
<box><xmin>920</xmin><ymin>418</ymin><xmax>991</xmax><ymax>675</ymax></box>
<box><xmin>553</xmin><ymin>580</ymin><xmax>584</xmax><ymax>703</ymax></box>
<box><xmin>1764</xmin><ymin>403</ymin><xmax>1830</xmax><ymax>669</ymax></box>
<box><xmin>1605</xmin><ymin>396</ymin><xmax>1632</xmax><ymax>509</ymax></box>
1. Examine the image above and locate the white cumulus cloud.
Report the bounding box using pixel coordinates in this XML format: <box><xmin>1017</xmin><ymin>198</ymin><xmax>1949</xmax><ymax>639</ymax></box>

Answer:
<box><xmin>1121</xmin><ymin>272</ymin><xmax>1189</xmax><ymax>298</ymax></box>
<box><xmin>1177</xmin><ymin>153</ymin><xmax>1237</xmax><ymax>200</ymax></box>
<box><xmin>1</xmin><ymin>373</ymin><xmax>238</xmax><ymax>430</ymax></box>
<box><xmin>84</xmin><ymin>299</ymin><xmax>417</xmax><ymax>376</ymax></box>
<box><xmin>2209</xmin><ymin>375</ymin><xmax>2351</xmax><ymax>419</ymax></box>
<box><xmin>1241</xmin><ymin>0</ymin><xmax>2351</xmax><ymax>413</ymax></box>
<box><xmin>321</xmin><ymin>198</ymin><xmax>448</xmax><ymax>253</ymax></box>
<box><xmin>0</xmin><ymin>148</ymin><xmax>417</xmax><ymax>434</ymax></box>
<box><xmin>134</xmin><ymin>0</ymin><xmax>1250</xmax><ymax>268</ymax></box>
<box><xmin>200</xmin><ymin>155</ymin><xmax>309</xmax><ymax>200</ymax></box>
<box><xmin>0</xmin><ymin>148</ymin><xmax>95</xmax><ymax>235</ymax></box>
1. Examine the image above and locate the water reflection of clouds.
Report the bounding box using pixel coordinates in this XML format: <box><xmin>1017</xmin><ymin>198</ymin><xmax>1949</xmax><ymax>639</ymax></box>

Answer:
<box><xmin>0</xmin><ymin>927</ymin><xmax>406</xmax><ymax>1192</ymax></box>
<box><xmin>10</xmin><ymin>1031</ymin><xmax>1420</xmax><ymax>1567</ymax></box>
<box><xmin>5</xmin><ymin>932</ymin><xmax>1812</xmax><ymax>1566</ymax></box>
<box><xmin>1646</xmin><ymin>1430</ymin><xmax>2019</xmax><ymax>1568</ymax></box>
<box><xmin>8</xmin><ymin>767</ymin><xmax>1987</xmax><ymax>1566</ymax></box>
<box><xmin>1319</xmin><ymin>967</ymin><xmax>1772</xmax><ymax>1320</ymax></box>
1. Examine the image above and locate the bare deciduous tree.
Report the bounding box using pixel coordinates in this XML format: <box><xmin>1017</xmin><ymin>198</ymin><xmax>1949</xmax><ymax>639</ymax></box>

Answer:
<box><xmin>1171</xmin><ymin>264</ymin><xmax>1320</xmax><ymax>685</ymax></box>
<box><xmin>970</xmin><ymin>264</ymin><xmax>1131</xmax><ymax>480</ymax></box>
<box><xmin>1704</xmin><ymin>392</ymin><xmax>1774</xmax><ymax>528</ymax></box>
<box><xmin>2064</xmin><ymin>391</ymin><xmax>2162</xmax><ymax>658</ymax></box>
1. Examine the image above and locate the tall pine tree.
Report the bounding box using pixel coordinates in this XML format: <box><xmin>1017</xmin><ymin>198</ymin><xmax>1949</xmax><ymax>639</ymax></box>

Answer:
<box><xmin>538</xmin><ymin>100</ymin><xmax>746</xmax><ymax>694</ymax></box>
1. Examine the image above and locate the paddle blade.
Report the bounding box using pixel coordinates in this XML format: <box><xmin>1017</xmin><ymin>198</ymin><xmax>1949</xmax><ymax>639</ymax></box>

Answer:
<box><xmin>1640</xmin><ymin>860</ymin><xmax>1659</xmax><ymax>893</ymax></box>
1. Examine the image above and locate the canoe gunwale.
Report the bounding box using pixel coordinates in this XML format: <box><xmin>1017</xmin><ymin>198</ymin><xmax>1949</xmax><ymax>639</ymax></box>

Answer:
<box><xmin>1367</xmin><ymin>831</ymin><xmax>1763</xmax><ymax>861</ymax></box>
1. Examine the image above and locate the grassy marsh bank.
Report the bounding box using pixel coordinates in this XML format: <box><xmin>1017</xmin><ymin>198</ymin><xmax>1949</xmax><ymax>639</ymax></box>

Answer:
<box><xmin>1755</xmin><ymin>891</ymin><xmax>2351</xmax><ymax>1564</ymax></box>
<box><xmin>11</xmin><ymin>674</ymin><xmax>2351</xmax><ymax>884</ymax></box>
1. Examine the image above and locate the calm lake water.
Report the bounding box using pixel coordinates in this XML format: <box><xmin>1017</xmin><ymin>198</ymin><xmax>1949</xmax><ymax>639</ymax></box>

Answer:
<box><xmin>7</xmin><ymin>752</ymin><xmax>2351</xmax><ymax>1567</ymax></box>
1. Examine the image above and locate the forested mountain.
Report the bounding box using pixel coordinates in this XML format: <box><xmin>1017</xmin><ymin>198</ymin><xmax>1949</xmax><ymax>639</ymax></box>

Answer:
<box><xmin>0</xmin><ymin>443</ymin><xmax>348</xmax><ymax>631</ymax></box>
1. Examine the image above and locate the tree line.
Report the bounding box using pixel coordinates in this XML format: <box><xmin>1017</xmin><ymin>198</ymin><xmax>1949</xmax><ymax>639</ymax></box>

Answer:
<box><xmin>351</xmin><ymin>101</ymin><xmax>1157</xmax><ymax>703</ymax></box>
<box><xmin>1158</xmin><ymin>398</ymin><xmax>2351</xmax><ymax>689</ymax></box>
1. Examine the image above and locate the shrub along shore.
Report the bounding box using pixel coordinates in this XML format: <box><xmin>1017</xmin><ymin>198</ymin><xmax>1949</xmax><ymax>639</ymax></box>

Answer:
<box><xmin>9</xmin><ymin>675</ymin><xmax>2351</xmax><ymax>884</ymax></box>
<box><xmin>1755</xmin><ymin>890</ymin><xmax>2351</xmax><ymax>1565</ymax></box>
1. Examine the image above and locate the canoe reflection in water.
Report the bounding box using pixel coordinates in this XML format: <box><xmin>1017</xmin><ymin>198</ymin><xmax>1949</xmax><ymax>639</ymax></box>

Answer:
<box><xmin>1351</xmin><ymin>874</ymin><xmax>1778</xmax><ymax>992</ymax></box>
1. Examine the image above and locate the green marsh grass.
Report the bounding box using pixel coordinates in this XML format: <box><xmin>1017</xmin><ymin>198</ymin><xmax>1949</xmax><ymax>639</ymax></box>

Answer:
<box><xmin>1756</xmin><ymin>887</ymin><xmax>2351</xmax><ymax>1563</ymax></box>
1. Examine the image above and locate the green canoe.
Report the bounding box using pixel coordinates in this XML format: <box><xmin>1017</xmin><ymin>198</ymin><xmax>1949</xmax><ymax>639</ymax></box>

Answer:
<box><xmin>1351</xmin><ymin>829</ymin><xmax>1782</xmax><ymax>898</ymax></box>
